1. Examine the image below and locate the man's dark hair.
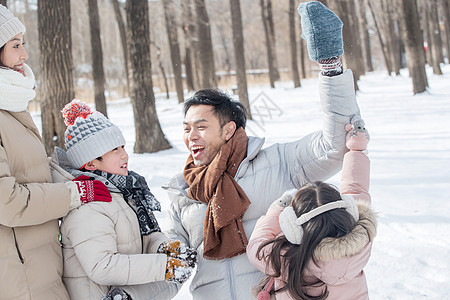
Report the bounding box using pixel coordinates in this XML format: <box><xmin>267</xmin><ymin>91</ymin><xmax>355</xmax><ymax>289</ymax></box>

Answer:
<box><xmin>183</xmin><ymin>89</ymin><xmax>247</xmax><ymax>129</ymax></box>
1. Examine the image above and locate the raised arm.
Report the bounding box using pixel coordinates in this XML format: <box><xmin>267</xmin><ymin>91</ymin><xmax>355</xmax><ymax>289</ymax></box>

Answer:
<box><xmin>280</xmin><ymin>1</ymin><xmax>361</xmax><ymax>187</ymax></box>
<box><xmin>340</xmin><ymin>121</ymin><xmax>371</xmax><ymax>204</ymax></box>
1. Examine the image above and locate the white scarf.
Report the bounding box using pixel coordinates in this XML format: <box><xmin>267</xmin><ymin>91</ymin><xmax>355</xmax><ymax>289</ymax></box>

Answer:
<box><xmin>0</xmin><ymin>63</ymin><xmax>36</xmax><ymax>112</ymax></box>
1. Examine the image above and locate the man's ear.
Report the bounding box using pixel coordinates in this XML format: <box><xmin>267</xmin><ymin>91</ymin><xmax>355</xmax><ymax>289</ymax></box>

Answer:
<box><xmin>84</xmin><ymin>160</ymin><xmax>98</xmax><ymax>171</ymax></box>
<box><xmin>224</xmin><ymin>121</ymin><xmax>237</xmax><ymax>141</ymax></box>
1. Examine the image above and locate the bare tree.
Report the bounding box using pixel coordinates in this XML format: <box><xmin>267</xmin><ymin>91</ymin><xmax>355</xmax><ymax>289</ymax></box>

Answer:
<box><xmin>181</xmin><ymin>0</ymin><xmax>197</xmax><ymax>91</ymax></box>
<box><xmin>289</xmin><ymin>0</ymin><xmax>300</xmax><ymax>87</ymax></box>
<box><xmin>357</xmin><ymin>0</ymin><xmax>373</xmax><ymax>72</ymax></box>
<box><xmin>330</xmin><ymin>0</ymin><xmax>364</xmax><ymax>88</ymax></box>
<box><xmin>38</xmin><ymin>0</ymin><xmax>74</xmax><ymax>154</ymax></box>
<box><xmin>428</xmin><ymin>0</ymin><xmax>443</xmax><ymax>74</ymax></box>
<box><xmin>112</xmin><ymin>0</ymin><xmax>129</xmax><ymax>95</ymax></box>
<box><xmin>195</xmin><ymin>0</ymin><xmax>217</xmax><ymax>88</ymax></box>
<box><xmin>125</xmin><ymin>0</ymin><xmax>171</xmax><ymax>153</ymax></box>
<box><xmin>368</xmin><ymin>0</ymin><xmax>392</xmax><ymax>75</ymax></box>
<box><xmin>418</xmin><ymin>0</ymin><xmax>433</xmax><ymax>65</ymax></box>
<box><xmin>441</xmin><ymin>0</ymin><xmax>450</xmax><ymax>60</ymax></box>
<box><xmin>162</xmin><ymin>0</ymin><xmax>184</xmax><ymax>103</ymax></box>
<box><xmin>266</xmin><ymin>0</ymin><xmax>280</xmax><ymax>80</ymax></box>
<box><xmin>383</xmin><ymin>0</ymin><xmax>401</xmax><ymax>75</ymax></box>
<box><xmin>150</xmin><ymin>41</ymin><xmax>170</xmax><ymax>99</ymax></box>
<box><xmin>260</xmin><ymin>0</ymin><xmax>276</xmax><ymax>88</ymax></box>
<box><xmin>88</xmin><ymin>0</ymin><xmax>107</xmax><ymax>116</ymax></box>
<box><xmin>229</xmin><ymin>0</ymin><xmax>251</xmax><ymax>119</ymax></box>
<box><xmin>396</xmin><ymin>0</ymin><xmax>428</xmax><ymax>94</ymax></box>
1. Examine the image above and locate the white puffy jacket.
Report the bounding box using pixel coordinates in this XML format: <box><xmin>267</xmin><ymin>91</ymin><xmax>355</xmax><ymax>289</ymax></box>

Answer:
<box><xmin>163</xmin><ymin>70</ymin><xmax>360</xmax><ymax>300</ymax></box>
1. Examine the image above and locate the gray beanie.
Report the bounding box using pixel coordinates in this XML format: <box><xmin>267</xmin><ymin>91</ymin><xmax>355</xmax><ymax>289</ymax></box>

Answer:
<box><xmin>62</xmin><ymin>99</ymin><xmax>126</xmax><ymax>169</ymax></box>
<box><xmin>0</xmin><ymin>4</ymin><xmax>26</xmax><ymax>48</ymax></box>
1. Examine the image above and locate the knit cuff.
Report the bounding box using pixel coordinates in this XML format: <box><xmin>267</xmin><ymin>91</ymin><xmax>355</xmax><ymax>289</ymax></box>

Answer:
<box><xmin>65</xmin><ymin>181</ymin><xmax>82</xmax><ymax>210</ymax></box>
<box><xmin>318</xmin><ymin>56</ymin><xmax>343</xmax><ymax>77</ymax></box>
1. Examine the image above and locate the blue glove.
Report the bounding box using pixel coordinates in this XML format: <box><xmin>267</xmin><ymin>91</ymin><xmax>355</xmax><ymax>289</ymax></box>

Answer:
<box><xmin>298</xmin><ymin>1</ymin><xmax>344</xmax><ymax>61</ymax></box>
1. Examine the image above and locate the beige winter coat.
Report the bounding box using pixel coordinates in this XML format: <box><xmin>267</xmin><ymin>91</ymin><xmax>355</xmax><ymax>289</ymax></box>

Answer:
<box><xmin>0</xmin><ymin>110</ymin><xmax>72</xmax><ymax>300</ymax></box>
<box><xmin>50</xmin><ymin>161</ymin><xmax>173</xmax><ymax>300</ymax></box>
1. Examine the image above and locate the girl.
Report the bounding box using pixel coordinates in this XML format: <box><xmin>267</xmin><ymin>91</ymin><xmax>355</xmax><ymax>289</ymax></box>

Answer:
<box><xmin>0</xmin><ymin>5</ymin><xmax>110</xmax><ymax>299</ymax></box>
<box><xmin>50</xmin><ymin>99</ymin><xmax>196</xmax><ymax>300</ymax></box>
<box><xmin>247</xmin><ymin>121</ymin><xmax>377</xmax><ymax>300</ymax></box>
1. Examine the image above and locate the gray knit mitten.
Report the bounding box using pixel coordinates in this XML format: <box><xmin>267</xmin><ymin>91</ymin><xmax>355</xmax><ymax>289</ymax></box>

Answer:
<box><xmin>298</xmin><ymin>1</ymin><xmax>343</xmax><ymax>62</ymax></box>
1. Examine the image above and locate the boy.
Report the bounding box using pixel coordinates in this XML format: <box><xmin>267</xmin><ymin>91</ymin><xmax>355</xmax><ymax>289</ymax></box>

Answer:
<box><xmin>51</xmin><ymin>99</ymin><xmax>196</xmax><ymax>300</ymax></box>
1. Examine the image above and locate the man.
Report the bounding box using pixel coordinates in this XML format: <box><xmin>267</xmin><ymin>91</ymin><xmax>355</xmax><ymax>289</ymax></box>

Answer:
<box><xmin>164</xmin><ymin>2</ymin><xmax>362</xmax><ymax>299</ymax></box>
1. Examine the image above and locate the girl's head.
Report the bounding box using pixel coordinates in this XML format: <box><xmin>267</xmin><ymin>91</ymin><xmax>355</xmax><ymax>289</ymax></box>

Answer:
<box><xmin>286</xmin><ymin>181</ymin><xmax>358</xmax><ymax>243</ymax></box>
<box><xmin>0</xmin><ymin>5</ymin><xmax>27</xmax><ymax>71</ymax></box>
<box><xmin>257</xmin><ymin>182</ymin><xmax>358</xmax><ymax>300</ymax></box>
<box><xmin>61</xmin><ymin>99</ymin><xmax>126</xmax><ymax>172</ymax></box>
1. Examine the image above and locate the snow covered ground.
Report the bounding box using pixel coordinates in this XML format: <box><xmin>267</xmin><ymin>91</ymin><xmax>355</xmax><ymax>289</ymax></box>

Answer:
<box><xmin>34</xmin><ymin>65</ymin><xmax>450</xmax><ymax>299</ymax></box>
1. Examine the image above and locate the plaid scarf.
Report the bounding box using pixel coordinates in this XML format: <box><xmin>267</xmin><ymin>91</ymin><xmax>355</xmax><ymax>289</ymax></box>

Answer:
<box><xmin>92</xmin><ymin>170</ymin><xmax>161</xmax><ymax>236</ymax></box>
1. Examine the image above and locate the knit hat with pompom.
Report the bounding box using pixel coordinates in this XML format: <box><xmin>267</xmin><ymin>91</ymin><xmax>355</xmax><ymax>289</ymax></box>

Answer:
<box><xmin>62</xmin><ymin>99</ymin><xmax>125</xmax><ymax>169</ymax></box>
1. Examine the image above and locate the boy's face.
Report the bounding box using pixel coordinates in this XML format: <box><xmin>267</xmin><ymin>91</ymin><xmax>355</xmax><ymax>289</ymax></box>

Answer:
<box><xmin>86</xmin><ymin>146</ymin><xmax>129</xmax><ymax>175</ymax></box>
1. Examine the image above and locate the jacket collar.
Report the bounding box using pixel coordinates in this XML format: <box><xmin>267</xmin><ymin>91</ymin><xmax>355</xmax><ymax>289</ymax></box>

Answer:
<box><xmin>234</xmin><ymin>136</ymin><xmax>265</xmax><ymax>179</ymax></box>
<box><xmin>313</xmin><ymin>202</ymin><xmax>377</xmax><ymax>261</ymax></box>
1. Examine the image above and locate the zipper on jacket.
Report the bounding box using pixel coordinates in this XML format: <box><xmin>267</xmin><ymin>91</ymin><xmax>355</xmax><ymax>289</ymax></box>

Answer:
<box><xmin>226</xmin><ymin>259</ymin><xmax>237</xmax><ymax>300</ymax></box>
<box><xmin>12</xmin><ymin>228</ymin><xmax>24</xmax><ymax>264</ymax></box>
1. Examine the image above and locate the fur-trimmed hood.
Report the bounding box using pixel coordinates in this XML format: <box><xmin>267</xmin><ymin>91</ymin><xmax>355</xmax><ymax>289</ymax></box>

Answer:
<box><xmin>306</xmin><ymin>201</ymin><xmax>377</xmax><ymax>285</ymax></box>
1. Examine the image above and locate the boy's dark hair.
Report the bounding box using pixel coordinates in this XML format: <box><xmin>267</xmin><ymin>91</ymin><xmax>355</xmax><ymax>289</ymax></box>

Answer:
<box><xmin>257</xmin><ymin>181</ymin><xmax>356</xmax><ymax>300</ymax></box>
<box><xmin>183</xmin><ymin>89</ymin><xmax>247</xmax><ymax>129</ymax></box>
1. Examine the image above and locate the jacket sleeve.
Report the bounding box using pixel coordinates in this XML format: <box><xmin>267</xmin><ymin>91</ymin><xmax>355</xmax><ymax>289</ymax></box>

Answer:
<box><xmin>279</xmin><ymin>70</ymin><xmax>361</xmax><ymax>187</ymax></box>
<box><xmin>0</xmin><ymin>145</ymin><xmax>72</xmax><ymax>227</ymax></box>
<box><xmin>340</xmin><ymin>150</ymin><xmax>371</xmax><ymax>203</ymax></box>
<box><xmin>63</xmin><ymin>206</ymin><xmax>167</xmax><ymax>286</ymax></box>
<box><xmin>247</xmin><ymin>205</ymin><xmax>283</xmax><ymax>274</ymax></box>
<box><xmin>163</xmin><ymin>175</ymin><xmax>192</xmax><ymax>247</ymax></box>
<box><xmin>143</xmin><ymin>231</ymin><xmax>169</xmax><ymax>254</ymax></box>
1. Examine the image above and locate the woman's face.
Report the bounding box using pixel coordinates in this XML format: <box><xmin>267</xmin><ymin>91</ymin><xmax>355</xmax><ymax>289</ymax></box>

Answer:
<box><xmin>0</xmin><ymin>33</ymin><xmax>28</xmax><ymax>74</ymax></box>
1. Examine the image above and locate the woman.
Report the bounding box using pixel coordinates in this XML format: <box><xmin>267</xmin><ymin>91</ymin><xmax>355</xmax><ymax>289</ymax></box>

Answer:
<box><xmin>0</xmin><ymin>5</ymin><xmax>110</xmax><ymax>299</ymax></box>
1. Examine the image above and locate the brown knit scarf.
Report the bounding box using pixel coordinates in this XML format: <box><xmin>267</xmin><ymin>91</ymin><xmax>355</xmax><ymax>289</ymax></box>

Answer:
<box><xmin>184</xmin><ymin>127</ymin><xmax>251</xmax><ymax>260</ymax></box>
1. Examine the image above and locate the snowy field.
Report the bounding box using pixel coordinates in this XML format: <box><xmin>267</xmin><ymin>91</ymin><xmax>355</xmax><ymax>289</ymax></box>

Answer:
<box><xmin>34</xmin><ymin>65</ymin><xmax>450</xmax><ymax>299</ymax></box>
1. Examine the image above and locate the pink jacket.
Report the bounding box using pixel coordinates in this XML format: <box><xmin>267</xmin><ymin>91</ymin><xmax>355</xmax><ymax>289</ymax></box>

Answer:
<box><xmin>247</xmin><ymin>150</ymin><xmax>377</xmax><ymax>300</ymax></box>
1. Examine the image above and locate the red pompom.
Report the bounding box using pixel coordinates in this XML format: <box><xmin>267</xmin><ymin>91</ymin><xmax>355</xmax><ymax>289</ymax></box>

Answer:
<box><xmin>61</xmin><ymin>99</ymin><xmax>93</xmax><ymax>126</ymax></box>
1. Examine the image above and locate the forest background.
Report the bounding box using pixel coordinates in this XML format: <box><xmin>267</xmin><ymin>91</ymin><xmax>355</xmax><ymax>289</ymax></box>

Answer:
<box><xmin>2</xmin><ymin>0</ymin><xmax>449</xmax><ymax>155</ymax></box>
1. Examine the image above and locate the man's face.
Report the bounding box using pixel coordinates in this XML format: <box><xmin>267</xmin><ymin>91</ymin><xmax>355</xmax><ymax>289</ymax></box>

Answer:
<box><xmin>183</xmin><ymin>105</ymin><xmax>234</xmax><ymax>166</ymax></box>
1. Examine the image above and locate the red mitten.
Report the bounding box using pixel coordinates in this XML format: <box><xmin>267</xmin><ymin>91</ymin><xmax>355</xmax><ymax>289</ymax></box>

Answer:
<box><xmin>73</xmin><ymin>175</ymin><xmax>112</xmax><ymax>203</ymax></box>
<box><xmin>345</xmin><ymin>120</ymin><xmax>369</xmax><ymax>151</ymax></box>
